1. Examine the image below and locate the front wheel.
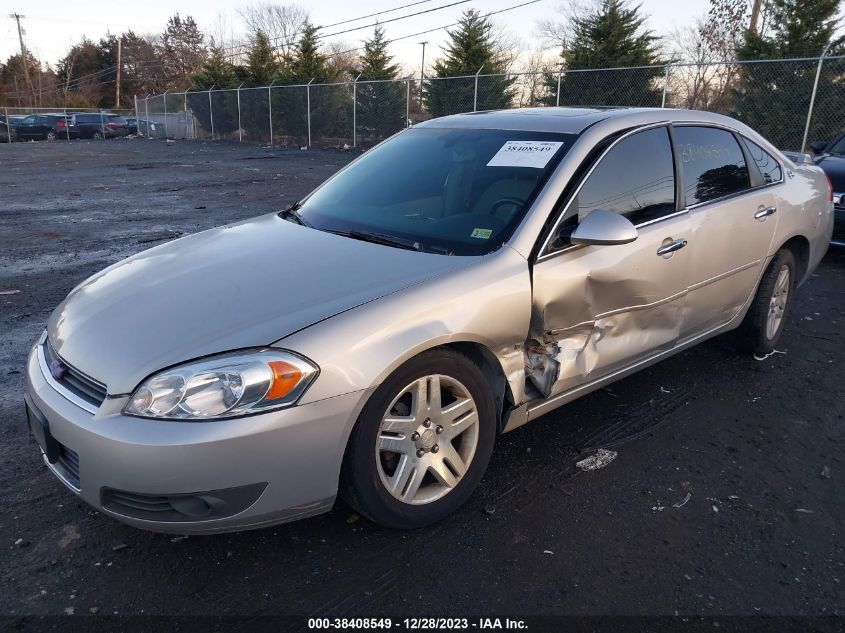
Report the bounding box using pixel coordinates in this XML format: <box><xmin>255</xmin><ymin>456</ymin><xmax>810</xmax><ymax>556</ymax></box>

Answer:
<box><xmin>341</xmin><ymin>349</ymin><xmax>496</xmax><ymax>529</ymax></box>
<box><xmin>739</xmin><ymin>248</ymin><xmax>795</xmax><ymax>355</ymax></box>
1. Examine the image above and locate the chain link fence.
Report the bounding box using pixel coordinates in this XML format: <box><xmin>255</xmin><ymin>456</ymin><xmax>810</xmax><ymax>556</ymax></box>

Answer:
<box><xmin>6</xmin><ymin>56</ymin><xmax>842</xmax><ymax>151</ymax></box>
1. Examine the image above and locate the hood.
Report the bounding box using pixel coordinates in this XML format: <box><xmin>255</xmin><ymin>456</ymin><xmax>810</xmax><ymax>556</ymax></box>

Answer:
<box><xmin>48</xmin><ymin>214</ymin><xmax>473</xmax><ymax>394</ymax></box>
<box><xmin>815</xmin><ymin>154</ymin><xmax>845</xmax><ymax>191</ymax></box>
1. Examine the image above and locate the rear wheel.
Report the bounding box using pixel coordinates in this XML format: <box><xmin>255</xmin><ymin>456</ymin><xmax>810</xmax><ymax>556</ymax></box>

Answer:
<box><xmin>738</xmin><ymin>248</ymin><xmax>795</xmax><ymax>355</ymax></box>
<box><xmin>92</xmin><ymin>130</ymin><xmax>104</xmax><ymax>140</ymax></box>
<box><xmin>341</xmin><ymin>349</ymin><xmax>496</xmax><ymax>529</ymax></box>
<box><xmin>45</xmin><ymin>131</ymin><xmax>57</xmax><ymax>141</ymax></box>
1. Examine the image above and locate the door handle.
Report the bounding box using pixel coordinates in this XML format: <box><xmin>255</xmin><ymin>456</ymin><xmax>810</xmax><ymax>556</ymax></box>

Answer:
<box><xmin>656</xmin><ymin>239</ymin><xmax>688</xmax><ymax>257</ymax></box>
<box><xmin>754</xmin><ymin>206</ymin><xmax>777</xmax><ymax>220</ymax></box>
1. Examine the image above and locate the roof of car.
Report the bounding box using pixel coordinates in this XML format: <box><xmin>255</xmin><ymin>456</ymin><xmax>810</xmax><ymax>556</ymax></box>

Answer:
<box><xmin>416</xmin><ymin>106</ymin><xmax>747</xmax><ymax>135</ymax></box>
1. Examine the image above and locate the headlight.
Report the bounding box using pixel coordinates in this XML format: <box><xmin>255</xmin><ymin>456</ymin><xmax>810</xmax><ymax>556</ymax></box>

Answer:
<box><xmin>124</xmin><ymin>349</ymin><xmax>318</xmax><ymax>420</ymax></box>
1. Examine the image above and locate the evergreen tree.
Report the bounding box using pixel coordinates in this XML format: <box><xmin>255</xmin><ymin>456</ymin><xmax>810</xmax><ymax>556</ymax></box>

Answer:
<box><xmin>424</xmin><ymin>10</ymin><xmax>515</xmax><ymax>116</ymax></box>
<box><xmin>356</xmin><ymin>25</ymin><xmax>404</xmax><ymax>142</ymax></box>
<box><xmin>193</xmin><ymin>43</ymin><xmax>237</xmax><ymax>89</ymax></box>
<box><xmin>242</xmin><ymin>30</ymin><xmax>279</xmax><ymax>86</ymax></box>
<box><xmin>276</xmin><ymin>21</ymin><xmax>348</xmax><ymax>144</ymax></box>
<box><xmin>55</xmin><ymin>39</ymin><xmax>103</xmax><ymax>107</ymax></box>
<box><xmin>159</xmin><ymin>14</ymin><xmax>206</xmax><ymax>89</ymax></box>
<box><xmin>541</xmin><ymin>0</ymin><xmax>663</xmax><ymax>107</ymax></box>
<box><xmin>732</xmin><ymin>0</ymin><xmax>844</xmax><ymax>149</ymax></box>
<box><xmin>192</xmin><ymin>42</ymin><xmax>238</xmax><ymax>138</ymax></box>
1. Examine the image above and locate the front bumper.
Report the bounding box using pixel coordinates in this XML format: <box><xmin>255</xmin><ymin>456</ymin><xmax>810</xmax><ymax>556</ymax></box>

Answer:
<box><xmin>25</xmin><ymin>341</ymin><xmax>369</xmax><ymax>534</ymax></box>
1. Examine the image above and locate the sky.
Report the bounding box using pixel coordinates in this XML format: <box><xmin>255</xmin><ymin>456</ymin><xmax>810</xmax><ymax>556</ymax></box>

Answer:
<box><xmin>1</xmin><ymin>0</ymin><xmax>711</xmax><ymax>72</ymax></box>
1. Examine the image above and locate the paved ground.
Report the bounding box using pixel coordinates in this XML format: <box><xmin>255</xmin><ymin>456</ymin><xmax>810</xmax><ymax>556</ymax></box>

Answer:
<box><xmin>1</xmin><ymin>140</ymin><xmax>843</xmax><ymax>620</ymax></box>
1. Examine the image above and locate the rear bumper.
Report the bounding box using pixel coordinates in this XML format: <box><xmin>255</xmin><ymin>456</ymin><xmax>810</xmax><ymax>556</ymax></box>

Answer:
<box><xmin>24</xmin><ymin>340</ymin><xmax>370</xmax><ymax>534</ymax></box>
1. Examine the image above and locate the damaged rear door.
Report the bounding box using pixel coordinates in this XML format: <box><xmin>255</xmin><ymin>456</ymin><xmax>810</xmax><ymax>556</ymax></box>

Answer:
<box><xmin>528</xmin><ymin>124</ymin><xmax>691</xmax><ymax>397</ymax></box>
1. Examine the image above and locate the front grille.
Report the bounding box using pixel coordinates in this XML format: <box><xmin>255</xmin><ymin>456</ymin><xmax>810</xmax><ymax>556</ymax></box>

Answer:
<box><xmin>56</xmin><ymin>445</ymin><xmax>80</xmax><ymax>489</ymax></box>
<box><xmin>43</xmin><ymin>339</ymin><xmax>107</xmax><ymax>408</ymax></box>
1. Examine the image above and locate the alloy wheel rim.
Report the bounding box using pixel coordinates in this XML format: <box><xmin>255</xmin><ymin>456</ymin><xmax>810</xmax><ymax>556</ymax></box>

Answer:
<box><xmin>375</xmin><ymin>374</ymin><xmax>479</xmax><ymax>505</ymax></box>
<box><xmin>766</xmin><ymin>264</ymin><xmax>790</xmax><ymax>340</ymax></box>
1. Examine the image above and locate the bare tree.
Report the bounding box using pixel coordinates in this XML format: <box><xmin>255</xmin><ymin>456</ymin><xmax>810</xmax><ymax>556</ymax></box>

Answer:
<box><xmin>536</xmin><ymin>0</ymin><xmax>584</xmax><ymax>52</ymax></box>
<box><xmin>490</xmin><ymin>21</ymin><xmax>523</xmax><ymax>72</ymax></box>
<box><xmin>325</xmin><ymin>41</ymin><xmax>357</xmax><ymax>82</ymax></box>
<box><xmin>237</xmin><ymin>2</ymin><xmax>309</xmax><ymax>63</ymax></box>
<box><xmin>662</xmin><ymin>0</ymin><xmax>763</xmax><ymax>111</ymax></box>
<box><xmin>210</xmin><ymin>10</ymin><xmax>247</xmax><ymax>65</ymax></box>
<box><xmin>514</xmin><ymin>46</ymin><xmax>555</xmax><ymax>106</ymax></box>
<box><xmin>666</xmin><ymin>18</ymin><xmax>737</xmax><ymax>110</ymax></box>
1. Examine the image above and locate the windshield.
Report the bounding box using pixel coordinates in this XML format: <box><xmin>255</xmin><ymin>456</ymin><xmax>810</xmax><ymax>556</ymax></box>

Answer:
<box><xmin>295</xmin><ymin>127</ymin><xmax>575</xmax><ymax>255</ymax></box>
<box><xmin>828</xmin><ymin>135</ymin><xmax>845</xmax><ymax>155</ymax></box>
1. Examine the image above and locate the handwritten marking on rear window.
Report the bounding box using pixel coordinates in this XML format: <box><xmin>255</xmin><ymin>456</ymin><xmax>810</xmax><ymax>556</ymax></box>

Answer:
<box><xmin>677</xmin><ymin>143</ymin><xmax>732</xmax><ymax>163</ymax></box>
<box><xmin>487</xmin><ymin>141</ymin><xmax>564</xmax><ymax>169</ymax></box>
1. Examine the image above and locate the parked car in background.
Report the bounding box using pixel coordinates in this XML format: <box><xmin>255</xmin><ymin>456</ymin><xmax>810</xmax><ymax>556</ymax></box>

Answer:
<box><xmin>808</xmin><ymin>134</ymin><xmax>845</xmax><ymax>246</ymax></box>
<box><xmin>125</xmin><ymin>117</ymin><xmax>156</xmax><ymax>136</ymax></box>
<box><xmin>14</xmin><ymin>114</ymin><xmax>77</xmax><ymax>141</ymax></box>
<box><xmin>25</xmin><ymin>108</ymin><xmax>833</xmax><ymax>533</ymax></box>
<box><xmin>72</xmin><ymin>113</ymin><xmax>131</xmax><ymax>139</ymax></box>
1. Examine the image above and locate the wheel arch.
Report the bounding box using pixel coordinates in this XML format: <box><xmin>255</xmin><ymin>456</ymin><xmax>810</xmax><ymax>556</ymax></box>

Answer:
<box><xmin>357</xmin><ymin>339</ymin><xmax>516</xmax><ymax>435</ymax></box>
<box><xmin>778</xmin><ymin>234</ymin><xmax>810</xmax><ymax>285</ymax></box>
<box><xmin>439</xmin><ymin>341</ymin><xmax>514</xmax><ymax>434</ymax></box>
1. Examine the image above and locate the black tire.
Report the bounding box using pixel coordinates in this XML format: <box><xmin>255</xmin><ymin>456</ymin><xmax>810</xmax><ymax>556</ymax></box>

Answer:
<box><xmin>93</xmin><ymin>131</ymin><xmax>103</xmax><ymax>140</ymax></box>
<box><xmin>341</xmin><ymin>349</ymin><xmax>497</xmax><ymax>529</ymax></box>
<box><xmin>738</xmin><ymin>248</ymin><xmax>795</xmax><ymax>355</ymax></box>
<box><xmin>45</xmin><ymin>131</ymin><xmax>57</xmax><ymax>141</ymax></box>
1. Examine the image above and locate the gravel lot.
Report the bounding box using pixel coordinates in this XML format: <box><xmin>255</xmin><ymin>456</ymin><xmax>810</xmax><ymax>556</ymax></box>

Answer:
<box><xmin>1</xmin><ymin>140</ymin><xmax>843</xmax><ymax>621</ymax></box>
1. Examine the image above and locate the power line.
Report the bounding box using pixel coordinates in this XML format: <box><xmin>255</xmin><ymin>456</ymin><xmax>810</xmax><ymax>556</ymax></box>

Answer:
<box><xmin>330</xmin><ymin>0</ymin><xmax>543</xmax><ymax>59</ymax></box>
<box><xmin>219</xmin><ymin>0</ymin><xmax>476</xmax><ymax>57</ymax></box>
<box><xmin>319</xmin><ymin>0</ymin><xmax>443</xmax><ymax>29</ymax></box>
<box><xmin>321</xmin><ymin>0</ymin><xmax>473</xmax><ymax>39</ymax></box>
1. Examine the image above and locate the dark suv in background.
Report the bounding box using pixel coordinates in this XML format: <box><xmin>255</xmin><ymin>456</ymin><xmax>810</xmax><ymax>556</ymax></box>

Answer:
<box><xmin>13</xmin><ymin>114</ymin><xmax>77</xmax><ymax>141</ymax></box>
<box><xmin>808</xmin><ymin>134</ymin><xmax>845</xmax><ymax>246</ymax></box>
<box><xmin>72</xmin><ymin>113</ymin><xmax>130</xmax><ymax>139</ymax></box>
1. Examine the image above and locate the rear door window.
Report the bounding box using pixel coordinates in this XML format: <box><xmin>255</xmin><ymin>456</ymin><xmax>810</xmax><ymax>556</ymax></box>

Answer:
<box><xmin>674</xmin><ymin>126</ymin><xmax>750</xmax><ymax>206</ymax></box>
<box><xmin>572</xmin><ymin>126</ymin><xmax>676</xmax><ymax>226</ymax></box>
<box><xmin>743</xmin><ymin>138</ymin><xmax>783</xmax><ymax>184</ymax></box>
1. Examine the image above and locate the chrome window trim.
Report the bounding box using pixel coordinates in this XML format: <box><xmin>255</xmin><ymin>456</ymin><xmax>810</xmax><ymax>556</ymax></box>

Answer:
<box><xmin>537</xmin><ymin>121</ymin><xmax>679</xmax><ymax>263</ymax></box>
<box><xmin>683</xmin><ymin>179</ymin><xmax>784</xmax><ymax>213</ymax></box>
<box><xmin>36</xmin><ymin>333</ymin><xmax>100</xmax><ymax>415</ymax></box>
<box><xmin>738</xmin><ymin>134</ymin><xmax>785</xmax><ymax>187</ymax></box>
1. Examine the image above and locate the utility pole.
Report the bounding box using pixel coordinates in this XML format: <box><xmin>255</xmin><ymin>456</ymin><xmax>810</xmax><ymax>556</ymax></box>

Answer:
<box><xmin>10</xmin><ymin>13</ymin><xmax>33</xmax><ymax>106</ymax></box>
<box><xmin>115</xmin><ymin>37</ymin><xmax>122</xmax><ymax>108</ymax></box>
<box><xmin>749</xmin><ymin>0</ymin><xmax>762</xmax><ymax>34</ymax></box>
<box><xmin>418</xmin><ymin>41</ymin><xmax>428</xmax><ymax>109</ymax></box>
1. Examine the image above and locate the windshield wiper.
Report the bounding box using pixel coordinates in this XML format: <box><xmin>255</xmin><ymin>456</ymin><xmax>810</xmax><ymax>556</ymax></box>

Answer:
<box><xmin>328</xmin><ymin>229</ymin><xmax>423</xmax><ymax>252</ymax></box>
<box><xmin>279</xmin><ymin>202</ymin><xmax>311</xmax><ymax>227</ymax></box>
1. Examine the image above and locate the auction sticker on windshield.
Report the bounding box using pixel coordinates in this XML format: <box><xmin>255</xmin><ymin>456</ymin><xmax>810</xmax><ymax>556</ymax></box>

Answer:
<box><xmin>487</xmin><ymin>141</ymin><xmax>564</xmax><ymax>169</ymax></box>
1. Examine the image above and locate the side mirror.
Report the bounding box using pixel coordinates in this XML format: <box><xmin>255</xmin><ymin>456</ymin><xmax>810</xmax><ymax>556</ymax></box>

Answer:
<box><xmin>809</xmin><ymin>141</ymin><xmax>827</xmax><ymax>155</ymax></box>
<box><xmin>570</xmin><ymin>209</ymin><xmax>638</xmax><ymax>246</ymax></box>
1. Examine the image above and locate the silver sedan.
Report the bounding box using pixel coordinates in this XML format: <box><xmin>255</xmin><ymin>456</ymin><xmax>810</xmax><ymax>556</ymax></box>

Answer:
<box><xmin>25</xmin><ymin>107</ymin><xmax>833</xmax><ymax>532</ymax></box>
